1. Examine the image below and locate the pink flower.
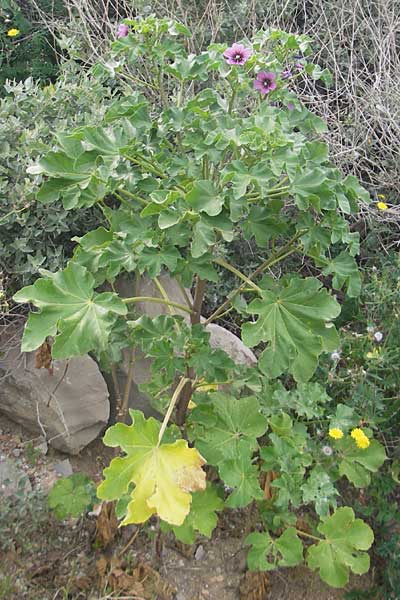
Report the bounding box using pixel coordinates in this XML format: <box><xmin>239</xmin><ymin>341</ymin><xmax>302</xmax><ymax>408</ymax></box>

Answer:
<box><xmin>223</xmin><ymin>43</ymin><xmax>252</xmax><ymax>65</ymax></box>
<box><xmin>254</xmin><ymin>71</ymin><xmax>277</xmax><ymax>95</ymax></box>
<box><xmin>117</xmin><ymin>24</ymin><xmax>129</xmax><ymax>38</ymax></box>
<box><xmin>287</xmin><ymin>102</ymin><xmax>295</xmax><ymax>110</ymax></box>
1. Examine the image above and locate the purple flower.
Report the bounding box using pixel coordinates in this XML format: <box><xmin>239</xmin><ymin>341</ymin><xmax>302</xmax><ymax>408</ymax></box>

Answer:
<box><xmin>295</xmin><ymin>62</ymin><xmax>304</xmax><ymax>71</ymax></box>
<box><xmin>254</xmin><ymin>71</ymin><xmax>277</xmax><ymax>95</ymax></box>
<box><xmin>287</xmin><ymin>102</ymin><xmax>295</xmax><ymax>110</ymax></box>
<box><xmin>281</xmin><ymin>69</ymin><xmax>292</xmax><ymax>79</ymax></box>
<box><xmin>117</xmin><ymin>24</ymin><xmax>129</xmax><ymax>38</ymax></box>
<box><xmin>223</xmin><ymin>43</ymin><xmax>251</xmax><ymax>65</ymax></box>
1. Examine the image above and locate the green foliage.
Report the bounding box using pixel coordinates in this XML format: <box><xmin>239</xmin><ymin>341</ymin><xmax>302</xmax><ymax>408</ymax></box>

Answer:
<box><xmin>245</xmin><ymin>527</ymin><xmax>303</xmax><ymax>570</ymax></box>
<box><xmin>48</xmin><ymin>473</ymin><xmax>97</xmax><ymax>519</ymax></box>
<box><xmin>160</xmin><ymin>483</ymin><xmax>224</xmax><ymax>544</ymax></box>
<box><xmin>0</xmin><ymin>67</ymin><xmax>109</xmax><ymax>295</ymax></box>
<box><xmin>12</xmin><ymin>17</ymin><xmax>386</xmax><ymax>589</ymax></box>
<box><xmin>307</xmin><ymin>507</ymin><xmax>374</xmax><ymax>588</ymax></box>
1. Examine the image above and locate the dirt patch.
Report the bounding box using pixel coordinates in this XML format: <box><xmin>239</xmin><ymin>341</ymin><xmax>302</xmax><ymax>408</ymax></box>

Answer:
<box><xmin>0</xmin><ymin>412</ymin><xmax>373</xmax><ymax>600</ymax></box>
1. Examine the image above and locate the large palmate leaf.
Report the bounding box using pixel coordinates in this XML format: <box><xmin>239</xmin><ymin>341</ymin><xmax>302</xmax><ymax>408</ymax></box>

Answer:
<box><xmin>245</xmin><ymin>527</ymin><xmax>303</xmax><ymax>571</ymax></box>
<box><xmin>189</xmin><ymin>394</ymin><xmax>267</xmax><ymax>464</ymax></box>
<box><xmin>242</xmin><ymin>276</ymin><xmax>341</xmax><ymax>381</ymax></box>
<box><xmin>160</xmin><ymin>483</ymin><xmax>224</xmax><ymax>544</ymax></box>
<box><xmin>307</xmin><ymin>507</ymin><xmax>374</xmax><ymax>588</ymax></box>
<box><xmin>13</xmin><ymin>263</ymin><xmax>126</xmax><ymax>359</ymax></box>
<box><xmin>97</xmin><ymin>411</ymin><xmax>206</xmax><ymax>526</ymax></box>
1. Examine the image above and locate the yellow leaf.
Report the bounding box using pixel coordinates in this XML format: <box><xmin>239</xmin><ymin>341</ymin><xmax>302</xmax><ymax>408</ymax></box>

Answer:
<box><xmin>122</xmin><ymin>440</ymin><xmax>206</xmax><ymax>526</ymax></box>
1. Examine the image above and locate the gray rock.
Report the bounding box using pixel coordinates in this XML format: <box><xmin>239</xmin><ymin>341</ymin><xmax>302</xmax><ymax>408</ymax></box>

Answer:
<box><xmin>0</xmin><ymin>457</ymin><xmax>31</xmax><ymax>497</ymax></box>
<box><xmin>205</xmin><ymin>323</ymin><xmax>256</xmax><ymax>367</ymax></box>
<box><xmin>0</xmin><ymin>330</ymin><xmax>110</xmax><ymax>455</ymax></box>
<box><xmin>194</xmin><ymin>544</ymin><xmax>205</xmax><ymax>560</ymax></box>
<box><xmin>54</xmin><ymin>459</ymin><xmax>73</xmax><ymax>477</ymax></box>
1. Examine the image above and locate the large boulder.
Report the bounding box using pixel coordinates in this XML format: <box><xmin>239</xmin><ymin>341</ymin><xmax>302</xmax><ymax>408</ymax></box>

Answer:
<box><xmin>0</xmin><ymin>329</ymin><xmax>110</xmax><ymax>455</ymax></box>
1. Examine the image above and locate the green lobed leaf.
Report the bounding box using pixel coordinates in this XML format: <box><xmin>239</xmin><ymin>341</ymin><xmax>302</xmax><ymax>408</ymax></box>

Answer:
<box><xmin>189</xmin><ymin>394</ymin><xmax>267</xmax><ymax>465</ymax></box>
<box><xmin>13</xmin><ymin>262</ymin><xmax>127</xmax><ymax>358</ymax></box>
<box><xmin>242</xmin><ymin>276</ymin><xmax>340</xmax><ymax>382</ymax></box>
<box><xmin>161</xmin><ymin>483</ymin><xmax>224</xmax><ymax>544</ymax></box>
<box><xmin>307</xmin><ymin>507</ymin><xmax>374</xmax><ymax>588</ymax></box>
<box><xmin>218</xmin><ymin>441</ymin><xmax>264</xmax><ymax>508</ymax></box>
<box><xmin>48</xmin><ymin>473</ymin><xmax>96</xmax><ymax>519</ymax></box>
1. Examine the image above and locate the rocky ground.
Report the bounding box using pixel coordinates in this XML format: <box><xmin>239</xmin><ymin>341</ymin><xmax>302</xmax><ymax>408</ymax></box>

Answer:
<box><xmin>0</xmin><ymin>412</ymin><xmax>374</xmax><ymax>600</ymax></box>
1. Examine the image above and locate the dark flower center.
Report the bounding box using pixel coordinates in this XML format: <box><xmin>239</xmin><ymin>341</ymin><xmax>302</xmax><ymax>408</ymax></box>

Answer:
<box><xmin>235</xmin><ymin>54</ymin><xmax>242</xmax><ymax>62</ymax></box>
<box><xmin>263</xmin><ymin>78</ymin><xmax>272</xmax><ymax>87</ymax></box>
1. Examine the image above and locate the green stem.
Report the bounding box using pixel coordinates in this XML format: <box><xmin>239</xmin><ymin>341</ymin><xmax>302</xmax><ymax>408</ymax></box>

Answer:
<box><xmin>228</xmin><ymin>87</ymin><xmax>237</xmax><ymax>114</ymax></box>
<box><xmin>123</xmin><ymin>153</ymin><xmax>165</xmax><ymax>179</ymax></box>
<box><xmin>123</xmin><ymin>296</ymin><xmax>194</xmax><ymax>314</ymax></box>
<box><xmin>157</xmin><ymin>376</ymin><xmax>190</xmax><ymax>446</ymax></box>
<box><xmin>117</xmin><ymin>188</ymin><xmax>148</xmax><ymax>206</ymax></box>
<box><xmin>204</xmin><ymin>230</ymin><xmax>306</xmax><ymax>325</ymax></box>
<box><xmin>213</xmin><ymin>258</ymin><xmax>262</xmax><ymax>294</ymax></box>
<box><xmin>295</xmin><ymin>529</ymin><xmax>322</xmax><ymax>542</ymax></box>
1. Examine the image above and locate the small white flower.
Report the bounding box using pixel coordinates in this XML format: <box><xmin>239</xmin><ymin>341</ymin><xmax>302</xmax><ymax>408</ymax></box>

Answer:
<box><xmin>331</xmin><ymin>351</ymin><xmax>341</xmax><ymax>361</ymax></box>
<box><xmin>322</xmin><ymin>445</ymin><xmax>333</xmax><ymax>456</ymax></box>
<box><xmin>367</xmin><ymin>325</ymin><xmax>374</xmax><ymax>333</ymax></box>
<box><xmin>374</xmin><ymin>331</ymin><xmax>383</xmax><ymax>342</ymax></box>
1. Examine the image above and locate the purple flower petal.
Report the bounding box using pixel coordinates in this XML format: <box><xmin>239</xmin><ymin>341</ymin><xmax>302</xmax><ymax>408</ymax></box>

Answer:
<box><xmin>281</xmin><ymin>69</ymin><xmax>292</xmax><ymax>79</ymax></box>
<box><xmin>117</xmin><ymin>24</ymin><xmax>129</xmax><ymax>38</ymax></box>
<box><xmin>223</xmin><ymin>42</ymin><xmax>252</xmax><ymax>65</ymax></box>
<box><xmin>254</xmin><ymin>71</ymin><xmax>277</xmax><ymax>95</ymax></box>
<box><xmin>287</xmin><ymin>102</ymin><xmax>295</xmax><ymax>110</ymax></box>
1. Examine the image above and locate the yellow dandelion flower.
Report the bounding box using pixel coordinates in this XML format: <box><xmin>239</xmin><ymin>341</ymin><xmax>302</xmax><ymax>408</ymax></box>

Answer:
<box><xmin>377</xmin><ymin>194</ymin><xmax>386</xmax><ymax>199</ymax></box>
<box><xmin>7</xmin><ymin>28</ymin><xmax>20</xmax><ymax>37</ymax></box>
<box><xmin>351</xmin><ymin>428</ymin><xmax>370</xmax><ymax>449</ymax></box>
<box><xmin>329</xmin><ymin>427</ymin><xmax>344</xmax><ymax>440</ymax></box>
<box><xmin>377</xmin><ymin>201</ymin><xmax>388</xmax><ymax>211</ymax></box>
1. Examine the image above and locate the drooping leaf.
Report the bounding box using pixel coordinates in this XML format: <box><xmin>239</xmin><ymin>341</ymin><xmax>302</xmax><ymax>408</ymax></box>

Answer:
<box><xmin>307</xmin><ymin>507</ymin><xmax>374</xmax><ymax>588</ymax></box>
<box><xmin>13</xmin><ymin>263</ymin><xmax>127</xmax><ymax>358</ymax></box>
<box><xmin>242</xmin><ymin>276</ymin><xmax>340</xmax><ymax>382</ymax></box>
<box><xmin>97</xmin><ymin>410</ymin><xmax>206</xmax><ymax>526</ymax></box>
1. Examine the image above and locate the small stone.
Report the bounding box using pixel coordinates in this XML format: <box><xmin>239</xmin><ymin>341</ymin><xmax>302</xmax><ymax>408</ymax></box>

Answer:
<box><xmin>54</xmin><ymin>459</ymin><xmax>73</xmax><ymax>477</ymax></box>
<box><xmin>194</xmin><ymin>544</ymin><xmax>205</xmax><ymax>561</ymax></box>
<box><xmin>12</xmin><ymin>448</ymin><xmax>21</xmax><ymax>457</ymax></box>
<box><xmin>178</xmin><ymin>559</ymin><xmax>185</xmax><ymax>567</ymax></box>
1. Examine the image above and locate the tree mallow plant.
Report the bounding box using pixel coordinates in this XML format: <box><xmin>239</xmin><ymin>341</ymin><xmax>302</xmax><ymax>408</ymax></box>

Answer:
<box><xmin>15</xmin><ymin>17</ymin><xmax>386</xmax><ymax>588</ymax></box>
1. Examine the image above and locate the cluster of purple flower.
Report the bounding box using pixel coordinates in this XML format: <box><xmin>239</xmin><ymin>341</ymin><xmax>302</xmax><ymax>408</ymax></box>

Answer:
<box><xmin>114</xmin><ymin>29</ymin><xmax>299</xmax><ymax>100</ymax></box>
<box><xmin>223</xmin><ymin>43</ymin><xmax>278</xmax><ymax>95</ymax></box>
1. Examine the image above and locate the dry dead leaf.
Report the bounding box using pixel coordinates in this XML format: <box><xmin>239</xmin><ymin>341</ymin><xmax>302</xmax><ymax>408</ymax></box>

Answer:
<box><xmin>239</xmin><ymin>571</ymin><xmax>269</xmax><ymax>600</ymax></box>
<box><xmin>95</xmin><ymin>501</ymin><xmax>118</xmax><ymax>546</ymax></box>
<box><xmin>34</xmin><ymin>340</ymin><xmax>53</xmax><ymax>373</ymax></box>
